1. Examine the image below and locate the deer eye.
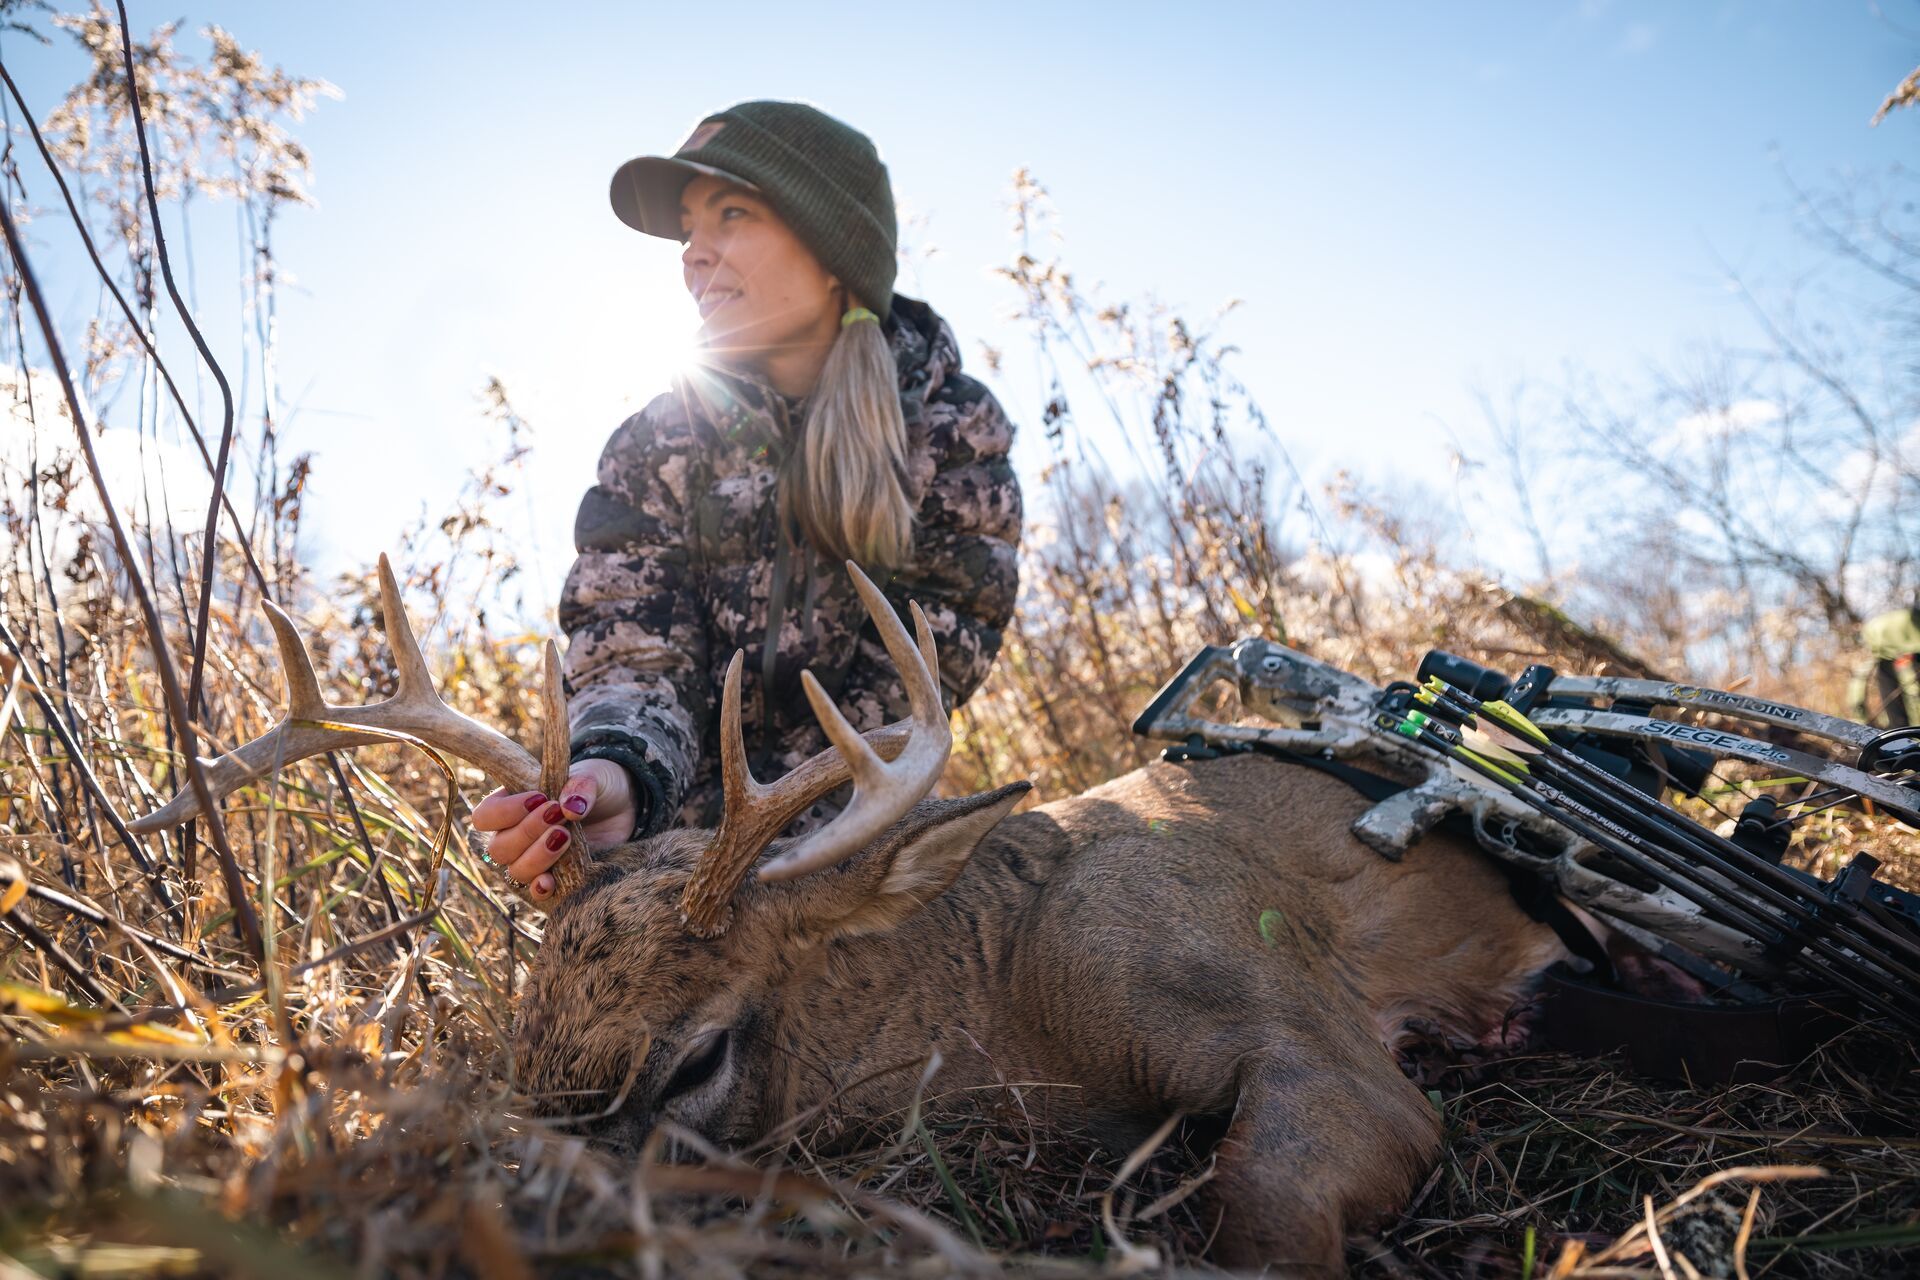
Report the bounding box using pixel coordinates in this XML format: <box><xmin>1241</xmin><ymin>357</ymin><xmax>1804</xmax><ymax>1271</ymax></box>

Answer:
<box><xmin>661</xmin><ymin>1030</ymin><xmax>730</xmax><ymax>1101</ymax></box>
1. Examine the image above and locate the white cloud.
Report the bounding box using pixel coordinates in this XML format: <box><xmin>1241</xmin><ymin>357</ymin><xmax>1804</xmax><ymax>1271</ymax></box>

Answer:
<box><xmin>1</xmin><ymin>368</ymin><xmax>257</xmax><ymax>571</ymax></box>
<box><xmin>1672</xmin><ymin>397</ymin><xmax>1780</xmax><ymax>440</ymax></box>
<box><xmin>1828</xmin><ymin>415</ymin><xmax>1920</xmax><ymax>507</ymax></box>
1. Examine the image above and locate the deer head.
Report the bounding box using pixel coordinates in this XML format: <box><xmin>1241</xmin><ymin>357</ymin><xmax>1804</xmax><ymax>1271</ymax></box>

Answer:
<box><xmin>134</xmin><ymin>556</ymin><xmax>1024</xmax><ymax>1149</ymax></box>
<box><xmin>511</xmin><ymin>564</ymin><xmax>1032</xmax><ymax>1148</ymax></box>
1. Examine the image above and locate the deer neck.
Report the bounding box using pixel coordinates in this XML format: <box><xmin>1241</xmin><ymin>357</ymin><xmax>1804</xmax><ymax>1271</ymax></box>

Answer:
<box><xmin>772</xmin><ymin>852</ymin><xmax>1043</xmax><ymax>1125</ymax></box>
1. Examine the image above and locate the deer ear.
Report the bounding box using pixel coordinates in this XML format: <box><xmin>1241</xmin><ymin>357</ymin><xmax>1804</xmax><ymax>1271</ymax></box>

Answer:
<box><xmin>787</xmin><ymin>782</ymin><xmax>1030</xmax><ymax>939</ymax></box>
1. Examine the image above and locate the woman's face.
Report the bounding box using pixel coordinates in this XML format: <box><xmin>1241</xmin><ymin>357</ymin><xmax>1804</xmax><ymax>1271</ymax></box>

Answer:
<box><xmin>680</xmin><ymin>174</ymin><xmax>843</xmax><ymax>371</ymax></box>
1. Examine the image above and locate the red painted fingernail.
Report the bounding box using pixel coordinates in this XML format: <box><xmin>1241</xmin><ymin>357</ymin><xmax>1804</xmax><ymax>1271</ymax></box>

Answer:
<box><xmin>545</xmin><ymin>828</ymin><xmax>569</xmax><ymax>852</ymax></box>
<box><xmin>564</xmin><ymin>795</ymin><xmax>589</xmax><ymax>816</ymax></box>
<box><xmin>541</xmin><ymin>803</ymin><xmax>565</xmax><ymax>824</ymax></box>
<box><xmin>523</xmin><ymin>794</ymin><xmax>547</xmax><ymax>812</ymax></box>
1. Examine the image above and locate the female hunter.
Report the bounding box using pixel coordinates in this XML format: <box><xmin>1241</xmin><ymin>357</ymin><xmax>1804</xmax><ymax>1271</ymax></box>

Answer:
<box><xmin>472</xmin><ymin>101</ymin><xmax>1023</xmax><ymax>898</ymax></box>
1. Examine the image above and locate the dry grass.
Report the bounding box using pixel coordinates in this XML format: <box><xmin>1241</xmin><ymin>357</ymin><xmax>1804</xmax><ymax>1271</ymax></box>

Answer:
<box><xmin>3</xmin><ymin>441</ymin><xmax>1916</xmax><ymax>1279</ymax></box>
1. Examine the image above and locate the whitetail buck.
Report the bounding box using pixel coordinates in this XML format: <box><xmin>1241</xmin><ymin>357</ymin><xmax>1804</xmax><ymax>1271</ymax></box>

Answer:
<box><xmin>137</xmin><ymin>559</ymin><xmax>1568</xmax><ymax>1274</ymax></box>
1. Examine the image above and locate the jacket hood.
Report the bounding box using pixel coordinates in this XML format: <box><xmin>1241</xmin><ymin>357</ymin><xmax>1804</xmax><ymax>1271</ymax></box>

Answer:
<box><xmin>886</xmin><ymin>294</ymin><xmax>961</xmax><ymax>427</ymax></box>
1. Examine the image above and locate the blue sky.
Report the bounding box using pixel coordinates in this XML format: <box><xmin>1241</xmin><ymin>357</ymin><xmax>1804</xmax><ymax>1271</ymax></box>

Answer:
<box><xmin>8</xmin><ymin>1</ymin><xmax>1917</xmax><ymax>614</ymax></box>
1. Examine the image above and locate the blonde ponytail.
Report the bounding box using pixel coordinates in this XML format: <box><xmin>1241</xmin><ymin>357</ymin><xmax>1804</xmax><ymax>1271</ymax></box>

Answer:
<box><xmin>780</xmin><ymin>314</ymin><xmax>915</xmax><ymax>569</ymax></box>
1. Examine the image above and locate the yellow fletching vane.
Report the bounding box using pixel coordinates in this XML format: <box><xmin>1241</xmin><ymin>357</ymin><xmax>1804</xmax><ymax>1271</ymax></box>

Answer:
<box><xmin>1453</xmin><ymin>747</ymin><xmax>1521</xmax><ymax>786</ymax></box>
<box><xmin>1462</xmin><ymin>726</ymin><xmax>1531</xmax><ymax>773</ymax></box>
<box><xmin>1481</xmin><ymin>699</ymin><xmax>1550</xmax><ymax>745</ymax></box>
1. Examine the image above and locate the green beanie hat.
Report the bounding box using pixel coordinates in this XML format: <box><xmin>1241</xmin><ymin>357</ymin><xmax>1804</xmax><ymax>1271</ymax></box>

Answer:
<box><xmin>610</xmin><ymin>100</ymin><xmax>899</xmax><ymax>322</ymax></box>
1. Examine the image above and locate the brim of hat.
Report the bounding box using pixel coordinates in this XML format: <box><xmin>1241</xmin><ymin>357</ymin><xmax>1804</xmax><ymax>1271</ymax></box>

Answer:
<box><xmin>609</xmin><ymin>155</ymin><xmax>758</xmax><ymax>239</ymax></box>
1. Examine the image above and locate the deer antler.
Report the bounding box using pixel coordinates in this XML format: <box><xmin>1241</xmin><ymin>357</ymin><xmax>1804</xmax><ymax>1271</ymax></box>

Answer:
<box><xmin>130</xmin><ymin>555</ymin><xmax>593</xmax><ymax>901</ymax></box>
<box><xmin>678</xmin><ymin>561</ymin><xmax>952</xmax><ymax>936</ymax></box>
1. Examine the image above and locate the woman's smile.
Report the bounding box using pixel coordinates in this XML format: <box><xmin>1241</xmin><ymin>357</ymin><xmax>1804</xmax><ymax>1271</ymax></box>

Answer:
<box><xmin>697</xmin><ymin>286</ymin><xmax>741</xmax><ymax>318</ymax></box>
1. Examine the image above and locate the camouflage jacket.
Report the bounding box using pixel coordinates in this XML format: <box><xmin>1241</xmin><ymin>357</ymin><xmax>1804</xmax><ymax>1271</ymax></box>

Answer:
<box><xmin>1863</xmin><ymin>607</ymin><xmax>1920</xmax><ymax>663</ymax></box>
<box><xmin>559</xmin><ymin>296</ymin><xmax>1022</xmax><ymax>834</ymax></box>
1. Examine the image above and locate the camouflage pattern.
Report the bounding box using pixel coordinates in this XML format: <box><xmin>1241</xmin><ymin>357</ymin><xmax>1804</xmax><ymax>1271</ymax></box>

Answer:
<box><xmin>560</xmin><ymin>296</ymin><xmax>1022</xmax><ymax>833</ymax></box>
<box><xmin>1848</xmin><ymin>607</ymin><xmax>1920</xmax><ymax>728</ymax></box>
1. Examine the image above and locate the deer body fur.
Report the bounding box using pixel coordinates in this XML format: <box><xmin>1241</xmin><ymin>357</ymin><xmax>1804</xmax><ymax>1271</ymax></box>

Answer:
<box><xmin>516</xmin><ymin>752</ymin><xmax>1569</xmax><ymax>1273</ymax></box>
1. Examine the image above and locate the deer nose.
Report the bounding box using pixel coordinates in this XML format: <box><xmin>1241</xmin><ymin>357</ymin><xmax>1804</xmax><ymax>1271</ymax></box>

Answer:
<box><xmin>575</xmin><ymin>1107</ymin><xmax>653</xmax><ymax>1157</ymax></box>
<box><xmin>549</xmin><ymin>1064</ymin><xmax>658</xmax><ymax>1154</ymax></box>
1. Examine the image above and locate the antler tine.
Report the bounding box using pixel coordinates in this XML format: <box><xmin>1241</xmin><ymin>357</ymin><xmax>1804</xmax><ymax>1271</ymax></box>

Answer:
<box><xmin>540</xmin><ymin>640</ymin><xmax>571</xmax><ymax>798</ymax></box>
<box><xmin>377</xmin><ymin>553</ymin><xmax>436</xmax><ymax>700</ymax></box>
<box><xmin>911</xmin><ymin>601</ymin><xmax>939</xmax><ymax>701</ymax></box>
<box><xmin>896</xmin><ymin>599</ymin><xmax>942</xmax><ymax>723</ymax></box>
<box><xmin>799</xmin><ymin>669</ymin><xmax>886</xmax><ymax>786</ymax></box>
<box><xmin>681</xmin><ymin>650</ymin><xmax>815</xmax><ymax>935</ymax></box>
<box><xmin>718</xmin><ymin>650</ymin><xmax>763</xmax><ymax>803</ymax></box>
<box><xmin>539</xmin><ymin>638</ymin><xmax>596</xmax><ymax>899</ymax></box>
<box><xmin>263</xmin><ymin>598</ymin><xmax>326</xmax><ymax>720</ymax></box>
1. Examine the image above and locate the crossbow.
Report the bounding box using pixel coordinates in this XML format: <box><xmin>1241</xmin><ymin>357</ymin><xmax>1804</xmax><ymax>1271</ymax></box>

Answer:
<box><xmin>1134</xmin><ymin>640</ymin><xmax>1920</xmax><ymax>1034</ymax></box>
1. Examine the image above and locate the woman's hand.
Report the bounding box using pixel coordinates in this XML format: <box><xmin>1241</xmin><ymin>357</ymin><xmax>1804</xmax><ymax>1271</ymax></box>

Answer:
<box><xmin>470</xmin><ymin>758</ymin><xmax>636</xmax><ymax>900</ymax></box>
